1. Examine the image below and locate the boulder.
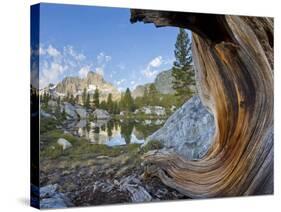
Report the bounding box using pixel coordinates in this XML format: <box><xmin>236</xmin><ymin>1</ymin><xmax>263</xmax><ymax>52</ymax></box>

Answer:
<box><xmin>63</xmin><ymin>103</ymin><xmax>78</xmax><ymax>119</ymax></box>
<box><xmin>40</xmin><ymin>184</ymin><xmax>58</xmax><ymax>199</ymax></box>
<box><xmin>57</xmin><ymin>138</ymin><xmax>72</xmax><ymax>150</ymax></box>
<box><xmin>145</xmin><ymin>96</ymin><xmax>215</xmax><ymax>160</ymax></box>
<box><xmin>170</xmin><ymin>105</ymin><xmax>177</xmax><ymax>112</ymax></box>
<box><xmin>76</xmin><ymin>119</ymin><xmax>87</xmax><ymax>128</ymax></box>
<box><xmin>40</xmin><ymin>184</ymin><xmax>72</xmax><ymax>209</ymax></box>
<box><xmin>92</xmin><ymin>109</ymin><xmax>111</xmax><ymax>120</ymax></box>
<box><xmin>119</xmin><ymin>175</ymin><xmax>152</xmax><ymax>203</ymax></box>
<box><xmin>41</xmin><ymin>110</ymin><xmax>56</xmax><ymax>119</ymax></box>
<box><xmin>47</xmin><ymin>100</ymin><xmax>58</xmax><ymax>113</ymax></box>
<box><xmin>136</xmin><ymin>106</ymin><xmax>166</xmax><ymax>116</ymax></box>
<box><xmin>75</xmin><ymin>106</ymin><xmax>87</xmax><ymax>119</ymax></box>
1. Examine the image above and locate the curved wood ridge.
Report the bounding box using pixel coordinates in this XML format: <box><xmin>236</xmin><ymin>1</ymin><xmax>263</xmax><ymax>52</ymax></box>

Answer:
<box><xmin>131</xmin><ymin>10</ymin><xmax>274</xmax><ymax>198</ymax></box>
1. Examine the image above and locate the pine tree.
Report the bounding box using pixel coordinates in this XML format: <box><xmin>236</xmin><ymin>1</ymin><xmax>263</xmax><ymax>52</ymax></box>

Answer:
<box><xmin>62</xmin><ymin>107</ymin><xmax>67</xmax><ymax>120</ymax></box>
<box><xmin>70</xmin><ymin>94</ymin><xmax>75</xmax><ymax>105</ymax></box>
<box><xmin>123</xmin><ymin>88</ymin><xmax>135</xmax><ymax>112</ymax></box>
<box><xmin>134</xmin><ymin>87</ymin><xmax>149</xmax><ymax>109</ymax></box>
<box><xmin>42</xmin><ymin>93</ymin><xmax>47</xmax><ymax>104</ymax></box>
<box><xmin>148</xmin><ymin>84</ymin><xmax>158</xmax><ymax>106</ymax></box>
<box><xmin>119</xmin><ymin>93</ymin><xmax>125</xmax><ymax>111</ymax></box>
<box><xmin>100</xmin><ymin>100</ymin><xmax>107</xmax><ymax>110</ymax></box>
<box><xmin>107</xmin><ymin>93</ymin><xmax>113</xmax><ymax>113</ymax></box>
<box><xmin>55</xmin><ymin>97</ymin><xmax>61</xmax><ymax>119</ymax></box>
<box><xmin>112</xmin><ymin>101</ymin><xmax>119</xmax><ymax>114</ymax></box>
<box><xmin>93</xmin><ymin>88</ymin><xmax>100</xmax><ymax>109</ymax></box>
<box><xmin>85</xmin><ymin>93</ymin><xmax>90</xmax><ymax>108</ymax></box>
<box><xmin>82</xmin><ymin>88</ymin><xmax>87</xmax><ymax>106</ymax></box>
<box><xmin>172</xmin><ymin>28</ymin><xmax>195</xmax><ymax>104</ymax></box>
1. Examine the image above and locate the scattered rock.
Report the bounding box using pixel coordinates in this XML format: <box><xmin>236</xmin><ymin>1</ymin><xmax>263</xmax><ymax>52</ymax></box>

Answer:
<box><xmin>92</xmin><ymin>109</ymin><xmax>111</xmax><ymax>120</ymax></box>
<box><xmin>96</xmin><ymin>155</ymin><xmax>110</xmax><ymax>159</ymax></box>
<box><xmin>75</xmin><ymin>106</ymin><xmax>87</xmax><ymax>119</ymax></box>
<box><xmin>76</xmin><ymin>119</ymin><xmax>87</xmax><ymax>128</ymax></box>
<box><xmin>135</xmin><ymin>106</ymin><xmax>166</xmax><ymax>116</ymax></box>
<box><xmin>119</xmin><ymin>175</ymin><xmax>152</xmax><ymax>203</ymax></box>
<box><xmin>40</xmin><ymin>184</ymin><xmax>59</xmax><ymax>199</ymax></box>
<box><xmin>41</xmin><ymin>110</ymin><xmax>56</xmax><ymax>119</ymax></box>
<box><xmin>170</xmin><ymin>105</ymin><xmax>177</xmax><ymax>112</ymax></box>
<box><xmin>40</xmin><ymin>184</ymin><xmax>73</xmax><ymax>209</ymax></box>
<box><xmin>63</xmin><ymin>103</ymin><xmax>78</xmax><ymax>119</ymax></box>
<box><xmin>115</xmin><ymin>166</ymin><xmax>130</xmax><ymax>177</ymax></box>
<box><xmin>90</xmin><ymin>119</ymin><xmax>108</xmax><ymax>128</ymax></box>
<box><xmin>57</xmin><ymin>138</ymin><xmax>72</xmax><ymax>150</ymax></box>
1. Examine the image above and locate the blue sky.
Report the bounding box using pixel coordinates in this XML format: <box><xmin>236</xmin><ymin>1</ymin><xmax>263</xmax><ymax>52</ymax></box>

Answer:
<box><xmin>38</xmin><ymin>3</ymin><xmax>190</xmax><ymax>90</ymax></box>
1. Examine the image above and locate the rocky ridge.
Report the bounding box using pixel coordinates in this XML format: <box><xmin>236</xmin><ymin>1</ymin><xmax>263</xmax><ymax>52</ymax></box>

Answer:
<box><xmin>41</xmin><ymin>71</ymin><xmax>120</xmax><ymax>101</ymax></box>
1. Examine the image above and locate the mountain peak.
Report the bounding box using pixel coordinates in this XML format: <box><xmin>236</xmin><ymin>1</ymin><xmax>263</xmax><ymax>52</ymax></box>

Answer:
<box><xmin>86</xmin><ymin>71</ymin><xmax>97</xmax><ymax>77</ymax></box>
<box><xmin>52</xmin><ymin>70</ymin><xmax>120</xmax><ymax>101</ymax></box>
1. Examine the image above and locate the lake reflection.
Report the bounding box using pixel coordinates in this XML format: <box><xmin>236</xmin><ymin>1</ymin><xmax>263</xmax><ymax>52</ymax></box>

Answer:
<box><xmin>65</xmin><ymin>119</ymin><xmax>165</xmax><ymax>147</ymax></box>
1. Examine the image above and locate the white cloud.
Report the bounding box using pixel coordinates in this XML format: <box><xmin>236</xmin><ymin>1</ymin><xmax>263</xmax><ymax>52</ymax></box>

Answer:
<box><xmin>141</xmin><ymin>56</ymin><xmax>173</xmax><ymax>79</ymax></box>
<box><xmin>79</xmin><ymin>66</ymin><xmax>91</xmax><ymax>78</ymax></box>
<box><xmin>64</xmin><ymin>45</ymin><xmax>86</xmax><ymax>61</ymax></box>
<box><xmin>149</xmin><ymin>56</ymin><xmax>163</xmax><ymax>68</ymax></box>
<box><xmin>39</xmin><ymin>47</ymin><xmax>46</xmax><ymax>55</ymax></box>
<box><xmin>142</xmin><ymin>69</ymin><xmax>159</xmax><ymax>78</ymax></box>
<box><xmin>105</xmin><ymin>56</ymin><xmax>111</xmax><ymax>62</ymax></box>
<box><xmin>141</xmin><ymin>56</ymin><xmax>163</xmax><ymax>79</ymax></box>
<box><xmin>116</xmin><ymin>79</ymin><xmax>125</xmax><ymax>85</ymax></box>
<box><xmin>39</xmin><ymin>44</ymin><xmax>89</xmax><ymax>88</ymax></box>
<box><xmin>97</xmin><ymin>52</ymin><xmax>111</xmax><ymax>64</ymax></box>
<box><xmin>94</xmin><ymin>52</ymin><xmax>112</xmax><ymax>77</ymax></box>
<box><xmin>40</xmin><ymin>62</ymin><xmax>67</xmax><ymax>88</ymax></box>
<box><xmin>46</xmin><ymin>45</ymin><xmax>61</xmax><ymax>57</ymax></box>
<box><xmin>39</xmin><ymin>44</ymin><xmax>113</xmax><ymax>88</ymax></box>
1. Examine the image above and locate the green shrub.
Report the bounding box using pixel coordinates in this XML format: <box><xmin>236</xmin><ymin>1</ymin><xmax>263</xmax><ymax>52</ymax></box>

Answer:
<box><xmin>141</xmin><ymin>140</ymin><xmax>163</xmax><ymax>153</ymax></box>
<box><xmin>40</xmin><ymin>117</ymin><xmax>58</xmax><ymax>134</ymax></box>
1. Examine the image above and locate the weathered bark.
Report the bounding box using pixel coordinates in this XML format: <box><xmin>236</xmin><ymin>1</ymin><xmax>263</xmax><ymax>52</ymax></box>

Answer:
<box><xmin>131</xmin><ymin>10</ymin><xmax>273</xmax><ymax>198</ymax></box>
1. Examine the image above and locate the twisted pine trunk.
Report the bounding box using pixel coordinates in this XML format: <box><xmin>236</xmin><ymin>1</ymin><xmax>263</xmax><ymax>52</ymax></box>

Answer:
<box><xmin>131</xmin><ymin>10</ymin><xmax>273</xmax><ymax>198</ymax></box>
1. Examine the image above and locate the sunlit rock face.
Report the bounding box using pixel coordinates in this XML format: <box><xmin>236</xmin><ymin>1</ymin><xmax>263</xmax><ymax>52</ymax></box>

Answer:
<box><xmin>131</xmin><ymin>10</ymin><xmax>273</xmax><ymax>197</ymax></box>
<box><xmin>146</xmin><ymin>96</ymin><xmax>215</xmax><ymax>160</ymax></box>
<box><xmin>49</xmin><ymin>71</ymin><xmax>120</xmax><ymax>101</ymax></box>
<box><xmin>154</xmin><ymin>69</ymin><xmax>176</xmax><ymax>94</ymax></box>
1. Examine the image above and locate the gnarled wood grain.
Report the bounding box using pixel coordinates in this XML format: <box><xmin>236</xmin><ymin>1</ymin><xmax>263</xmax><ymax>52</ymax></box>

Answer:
<box><xmin>131</xmin><ymin>10</ymin><xmax>273</xmax><ymax>198</ymax></box>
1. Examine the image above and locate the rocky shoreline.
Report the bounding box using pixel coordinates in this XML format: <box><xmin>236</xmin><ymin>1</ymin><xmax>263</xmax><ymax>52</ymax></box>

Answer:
<box><xmin>40</xmin><ymin>149</ymin><xmax>187</xmax><ymax>208</ymax></box>
<box><xmin>39</xmin><ymin>95</ymin><xmax>215</xmax><ymax>208</ymax></box>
